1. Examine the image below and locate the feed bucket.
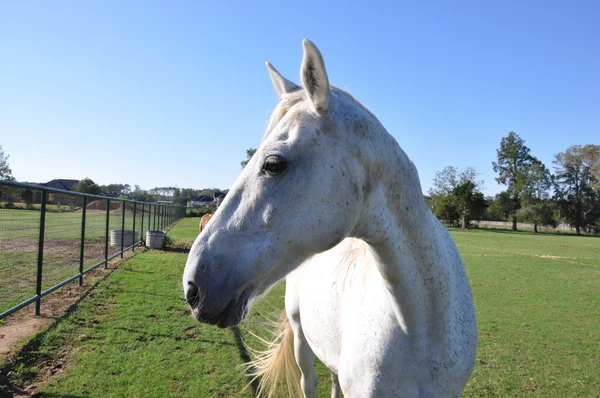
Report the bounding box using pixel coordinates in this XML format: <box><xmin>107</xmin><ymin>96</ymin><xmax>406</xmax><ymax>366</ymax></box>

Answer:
<box><xmin>146</xmin><ymin>230</ymin><xmax>166</xmax><ymax>249</ymax></box>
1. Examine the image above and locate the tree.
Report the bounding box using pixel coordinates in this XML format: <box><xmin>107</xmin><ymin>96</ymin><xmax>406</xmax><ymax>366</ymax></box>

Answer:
<box><xmin>130</xmin><ymin>185</ymin><xmax>154</xmax><ymax>202</ymax></box>
<box><xmin>518</xmin><ymin>203</ymin><xmax>557</xmax><ymax>232</ymax></box>
<box><xmin>101</xmin><ymin>183</ymin><xmax>128</xmax><ymax>197</ymax></box>
<box><xmin>492</xmin><ymin>132</ymin><xmax>534</xmax><ymax>230</ymax></box>
<box><xmin>553</xmin><ymin>146</ymin><xmax>599</xmax><ymax>234</ymax></box>
<box><xmin>580</xmin><ymin>144</ymin><xmax>600</xmax><ymax>190</ymax></box>
<box><xmin>430</xmin><ymin>166</ymin><xmax>483</xmax><ymax>196</ymax></box>
<box><xmin>22</xmin><ymin>189</ymin><xmax>34</xmax><ymax>209</ymax></box>
<box><xmin>0</xmin><ymin>145</ymin><xmax>15</xmax><ymax>181</ymax></box>
<box><xmin>241</xmin><ymin>148</ymin><xmax>257</xmax><ymax>168</ymax></box>
<box><xmin>428</xmin><ymin>166</ymin><xmax>486</xmax><ymax>228</ymax></box>
<box><xmin>429</xmin><ymin>194</ymin><xmax>460</xmax><ymax>226</ymax></box>
<box><xmin>452</xmin><ymin>180</ymin><xmax>488</xmax><ymax>228</ymax></box>
<box><xmin>175</xmin><ymin>188</ymin><xmax>205</xmax><ymax>206</ymax></box>
<box><xmin>121</xmin><ymin>184</ymin><xmax>131</xmax><ymax>196</ymax></box>
<box><xmin>484</xmin><ymin>191</ymin><xmax>514</xmax><ymax>221</ymax></box>
<box><xmin>75</xmin><ymin>178</ymin><xmax>102</xmax><ymax>195</ymax></box>
<box><xmin>521</xmin><ymin>159</ymin><xmax>555</xmax><ymax>233</ymax></box>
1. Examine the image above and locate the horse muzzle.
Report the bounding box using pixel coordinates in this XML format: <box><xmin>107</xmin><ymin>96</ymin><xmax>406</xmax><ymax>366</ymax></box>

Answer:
<box><xmin>185</xmin><ymin>282</ymin><xmax>251</xmax><ymax>328</ymax></box>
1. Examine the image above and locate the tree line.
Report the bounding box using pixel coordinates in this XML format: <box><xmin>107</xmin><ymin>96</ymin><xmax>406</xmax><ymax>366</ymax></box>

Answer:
<box><xmin>74</xmin><ymin>179</ymin><xmax>227</xmax><ymax>206</ymax></box>
<box><xmin>428</xmin><ymin>132</ymin><xmax>599</xmax><ymax>234</ymax></box>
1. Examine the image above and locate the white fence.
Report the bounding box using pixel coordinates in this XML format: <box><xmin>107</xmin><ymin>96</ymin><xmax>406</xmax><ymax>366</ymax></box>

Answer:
<box><xmin>471</xmin><ymin>220</ymin><xmax>575</xmax><ymax>232</ymax></box>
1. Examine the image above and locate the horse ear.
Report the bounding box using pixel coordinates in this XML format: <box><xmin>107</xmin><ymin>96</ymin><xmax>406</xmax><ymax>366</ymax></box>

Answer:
<box><xmin>301</xmin><ymin>39</ymin><xmax>329</xmax><ymax>113</ymax></box>
<box><xmin>266</xmin><ymin>62</ymin><xmax>300</xmax><ymax>98</ymax></box>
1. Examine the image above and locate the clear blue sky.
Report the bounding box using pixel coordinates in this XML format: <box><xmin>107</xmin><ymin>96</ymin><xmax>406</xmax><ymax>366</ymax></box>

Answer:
<box><xmin>1</xmin><ymin>1</ymin><xmax>598</xmax><ymax>195</ymax></box>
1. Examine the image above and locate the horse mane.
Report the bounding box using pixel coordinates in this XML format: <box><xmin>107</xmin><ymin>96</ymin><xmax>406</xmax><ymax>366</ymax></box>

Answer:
<box><xmin>339</xmin><ymin>238</ymin><xmax>373</xmax><ymax>292</ymax></box>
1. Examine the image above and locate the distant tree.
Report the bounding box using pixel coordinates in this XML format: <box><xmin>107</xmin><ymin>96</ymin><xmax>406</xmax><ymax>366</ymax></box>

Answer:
<box><xmin>484</xmin><ymin>191</ymin><xmax>514</xmax><ymax>221</ymax></box>
<box><xmin>521</xmin><ymin>159</ymin><xmax>556</xmax><ymax>233</ymax></box>
<box><xmin>580</xmin><ymin>144</ymin><xmax>600</xmax><ymax>190</ymax></box>
<box><xmin>452</xmin><ymin>180</ymin><xmax>488</xmax><ymax>228</ymax></box>
<box><xmin>175</xmin><ymin>188</ymin><xmax>204</xmax><ymax>206</ymax></box>
<box><xmin>429</xmin><ymin>194</ymin><xmax>460</xmax><ymax>226</ymax></box>
<box><xmin>428</xmin><ymin>166</ymin><xmax>485</xmax><ymax>228</ymax></box>
<box><xmin>75</xmin><ymin>178</ymin><xmax>102</xmax><ymax>195</ymax></box>
<box><xmin>553</xmin><ymin>146</ymin><xmax>599</xmax><ymax>234</ymax></box>
<box><xmin>148</xmin><ymin>186</ymin><xmax>179</xmax><ymax>202</ymax></box>
<box><xmin>492</xmin><ymin>132</ymin><xmax>534</xmax><ymax>231</ymax></box>
<box><xmin>101</xmin><ymin>183</ymin><xmax>127</xmax><ymax>197</ymax></box>
<box><xmin>518</xmin><ymin>203</ymin><xmax>557</xmax><ymax>232</ymax></box>
<box><xmin>430</xmin><ymin>166</ymin><xmax>483</xmax><ymax>196</ymax></box>
<box><xmin>22</xmin><ymin>189</ymin><xmax>34</xmax><ymax>209</ymax></box>
<box><xmin>131</xmin><ymin>185</ymin><xmax>154</xmax><ymax>202</ymax></box>
<box><xmin>0</xmin><ymin>145</ymin><xmax>15</xmax><ymax>181</ymax></box>
<box><xmin>241</xmin><ymin>148</ymin><xmax>257</xmax><ymax>168</ymax></box>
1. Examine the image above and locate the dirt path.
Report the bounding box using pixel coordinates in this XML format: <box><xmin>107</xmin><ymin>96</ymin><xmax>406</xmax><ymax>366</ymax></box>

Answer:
<box><xmin>0</xmin><ymin>318</ymin><xmax>49</xmax><ymax>357</ymax></box>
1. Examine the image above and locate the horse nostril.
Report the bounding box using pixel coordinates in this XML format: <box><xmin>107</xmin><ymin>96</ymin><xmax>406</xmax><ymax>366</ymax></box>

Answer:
<box><xmin>186</xmin><ymin>281</ymin><xmax>199</xmax><ymax>307</ymax></box>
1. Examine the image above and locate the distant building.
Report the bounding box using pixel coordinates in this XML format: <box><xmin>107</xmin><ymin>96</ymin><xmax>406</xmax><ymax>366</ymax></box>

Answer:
<box><xmin>31</xmin><ymin>178</ymin><xmax>81</xmax><ymax>206</ymax></box>
<box><xmin>213</xmin><ymin>192</ymin><xmax>227</xmax><ymax>208</ymax></box>
<box><xmin>187</xmin><ymin>192</ymin><xmax>228</xmax><ymax>209</ymax></box>
<box><xmin>43</xmin><ymin>179</ymin><xmax>80</xmax><ymax>191</ymax></box>
<box><xmin>187</xmin><ymin>195</ymin><xmax>214</xmax><ymax>208</ymax></box>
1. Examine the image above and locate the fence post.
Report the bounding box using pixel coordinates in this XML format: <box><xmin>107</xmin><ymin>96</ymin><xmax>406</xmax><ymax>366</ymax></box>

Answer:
<box><xmin>153</xmin><ymin>204</ymin><xmax>156</xmax><ymax>230</ymax></box>
<box><xmin>120</xmin><ymin>201</ymin><xmax>125</xmax><ymax>258</ymax></box>
<box><xmin>140</xmin><ymin>203</ymin><xmax>145</xmax><ymax>245</ymax></box>
<box><xmin>35</xmin><ymin>191</ymin><xmax>48</xmax><ymax>316</ymax></box>
<box><xmin>79</xmin><ymin>196</ymin><xmax>87</xmax><ymax>286</ymax></box>
<box><xmin>105</xmin><ymin>199</ymin><xmax>110</xmax><ymax>269</ymax></box>
<box><xmin>132</xmin><ymin>202</ymin><xmax>137</xmax><ymax>251</ymax></box>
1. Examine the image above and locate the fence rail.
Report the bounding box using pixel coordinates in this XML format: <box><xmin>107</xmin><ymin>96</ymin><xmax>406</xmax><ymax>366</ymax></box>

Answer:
<box><xmin>0</xmin><ymin>180</ymin><xmax>186</xmax><ymax>320</ymax></box>
<box><xmin>471</xmin><ymin>220</ymin><xmax>575</xmax><ymax>232</ymax></box>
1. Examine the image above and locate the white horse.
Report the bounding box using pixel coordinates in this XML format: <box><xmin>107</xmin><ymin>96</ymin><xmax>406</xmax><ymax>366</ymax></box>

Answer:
<box><xmin>183</xmin><ymin>39</ymin><xmax>477</xmax><ymax>397</ymax></box>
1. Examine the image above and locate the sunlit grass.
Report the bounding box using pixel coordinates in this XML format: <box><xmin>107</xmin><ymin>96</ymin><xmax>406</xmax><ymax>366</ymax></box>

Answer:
<box><xmin>2</xmin><ymin>219</ymin><xmax>598</xmax><ymax>396</ymax></box>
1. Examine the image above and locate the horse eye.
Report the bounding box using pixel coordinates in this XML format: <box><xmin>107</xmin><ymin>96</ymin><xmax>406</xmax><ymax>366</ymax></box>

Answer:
<box><xmin>262</xmin><ymin>156</ymin><xmax>288</xmax><ymax>175</ymax></box>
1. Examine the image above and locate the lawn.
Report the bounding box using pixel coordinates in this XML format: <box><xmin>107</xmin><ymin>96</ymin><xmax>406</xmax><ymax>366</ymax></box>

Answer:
<box><xmin>0</xmin><ymin>207</ymin><xmax>177</xmax><ymax>318</ymax></box>
<box><xmin>2</xmin><ymin>219</ymin><xmax>599</xmax><ymax>397</ymax></box>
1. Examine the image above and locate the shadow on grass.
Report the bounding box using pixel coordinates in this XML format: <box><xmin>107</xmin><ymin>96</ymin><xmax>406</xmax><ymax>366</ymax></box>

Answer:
<box><xmin>231</xmin><ymin>326</ymin><xmax>259</xmax><ymax>396</ymax></box>
<box><xmin>163</xmin><ymin>246</ymin><xmax>191</xmax><ymax>254</ymax></box>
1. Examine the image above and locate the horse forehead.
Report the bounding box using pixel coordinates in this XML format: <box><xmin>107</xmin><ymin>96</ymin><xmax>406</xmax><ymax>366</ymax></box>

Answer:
<box><xmin>265</xmin><ymin>91</ymin><xmax>369</xmax><ymax>149</ymax></box>
<box><xmin>267</xmin><ymin>113</ymin><xmax>321</xmax><ymax>146</ymax></box>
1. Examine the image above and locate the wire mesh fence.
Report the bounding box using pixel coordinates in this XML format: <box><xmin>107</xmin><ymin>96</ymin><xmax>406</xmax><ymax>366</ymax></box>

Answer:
<box><xmin>0</xmin><ymin>180</ymin><xmax>186</xmax><ymax>320</ymax></box>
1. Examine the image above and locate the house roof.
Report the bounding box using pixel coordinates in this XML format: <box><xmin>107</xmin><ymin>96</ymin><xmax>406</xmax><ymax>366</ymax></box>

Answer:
<box><xmin>192</xmin><ymin>195</ymin><xmax>214</xmax><ymax>202</ymax></box>
<box><xmin>44</xmin><ymin>179</ymin><xmax>80</xmax><ymax>191</ymax></box>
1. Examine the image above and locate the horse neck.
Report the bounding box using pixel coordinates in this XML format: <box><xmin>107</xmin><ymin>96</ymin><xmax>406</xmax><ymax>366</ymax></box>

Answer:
<box><xmin>352</xmin><ymin>130</ymin><xmax>456</xmax><ymax>339</ymax></box>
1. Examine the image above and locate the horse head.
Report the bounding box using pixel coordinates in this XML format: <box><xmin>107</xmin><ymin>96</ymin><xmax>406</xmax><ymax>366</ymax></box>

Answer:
<box><xmin>183</xmin><ymin>40</ymin><xmax>375</xmax><ymax>328</ymax></box>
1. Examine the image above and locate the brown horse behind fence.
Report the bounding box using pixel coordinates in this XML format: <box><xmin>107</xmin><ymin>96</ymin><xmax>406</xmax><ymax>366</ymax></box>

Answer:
<box><xmin>199</xmin><ymin>213</ymin><xmax>213</xmax><ymax>232</ymax></box>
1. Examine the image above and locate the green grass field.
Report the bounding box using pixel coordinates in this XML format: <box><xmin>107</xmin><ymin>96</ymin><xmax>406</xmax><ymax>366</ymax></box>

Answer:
<box><xmin>0</xmin><ymin>207</ymin><xmax>167</xmax><ymax>314</ymax></box>
<box><xmin>2</xmin><ymin>218</ymin><xmax>599</xmax><ymax>397</ymax></box>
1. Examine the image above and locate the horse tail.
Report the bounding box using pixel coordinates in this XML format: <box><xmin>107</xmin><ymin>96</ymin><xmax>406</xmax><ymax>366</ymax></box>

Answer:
<box><xmin>245</xmin><ymin>309</ymin><xmax>301</xmax><ymax>398</ymax></box>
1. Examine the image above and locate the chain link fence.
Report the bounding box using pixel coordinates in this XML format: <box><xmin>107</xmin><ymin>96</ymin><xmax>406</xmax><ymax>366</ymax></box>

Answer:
<box><xmin>0</xmin><ymin>180</ymin><xmax>186</xmax><ymax>320</ymax></box>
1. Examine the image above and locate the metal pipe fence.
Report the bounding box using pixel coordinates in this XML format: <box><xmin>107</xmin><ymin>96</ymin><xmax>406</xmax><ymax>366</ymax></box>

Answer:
<box><xmin>0</xmin><ymin>180</ymin><xmax>186</xmax><ymax>320</ymax></box>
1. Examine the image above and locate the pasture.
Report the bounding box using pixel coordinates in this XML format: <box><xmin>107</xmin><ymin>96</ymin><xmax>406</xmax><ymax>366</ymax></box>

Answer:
<box><xmin>1</xmin><ymin>218</ymin><xmax>599</xmax><ymax>396</ymax></box>
<box><xmin>0</xmin><ymin>208</ymin><xmax>130</xmax><ymax>313</ymax></box>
